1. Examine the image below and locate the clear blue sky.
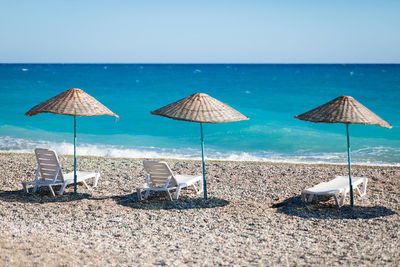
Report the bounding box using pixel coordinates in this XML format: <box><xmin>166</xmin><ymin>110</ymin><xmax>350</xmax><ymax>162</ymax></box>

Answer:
<box><xmin>1</xmin><ymin>0</ymin><xmax>399</xmax><ymax>63</ymax></box>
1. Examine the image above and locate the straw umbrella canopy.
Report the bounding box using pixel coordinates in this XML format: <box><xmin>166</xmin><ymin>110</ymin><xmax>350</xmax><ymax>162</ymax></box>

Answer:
<box><xmin>151</xmin><ymin>93</ymin><xmax>249</xmax><ymax>199</ymax></box>
<box><xmin>26</xmin><ymin>88</ymin><xmax>119</xmax><ymax>194</ymax></box>
<box><xmin>295</xmin><ymin>95</ymin><xmax>392</xmax><ymax>207</ymax></box>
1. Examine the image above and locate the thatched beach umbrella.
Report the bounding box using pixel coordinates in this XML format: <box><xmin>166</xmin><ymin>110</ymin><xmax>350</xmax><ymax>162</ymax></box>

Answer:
<box><xmin>151</xmin><ymin>93</ymin><xmax>249</xmax><ymax>199</ymax></box>
<box><xmin>295</xmin><ymin>95</ymin><xmax>391</xmax><ymax>207</ymax></box>
<box><xmin>26</xmin><ymin>88</ymin><xmax>119</xmax><ymax>194</ymax></box>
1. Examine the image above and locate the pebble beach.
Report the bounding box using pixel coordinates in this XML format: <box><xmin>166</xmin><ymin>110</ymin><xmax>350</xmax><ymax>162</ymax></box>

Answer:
<box><xmin>0</xmin><ymin>152</ymin><xmax>399</xmax><ymax>266</ymax></box>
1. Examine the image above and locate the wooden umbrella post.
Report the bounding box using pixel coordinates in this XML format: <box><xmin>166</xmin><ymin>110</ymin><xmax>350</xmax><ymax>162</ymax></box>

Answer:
<box><xmin>200</xmin><ymin>123</ymin><xmax>207</xmax><ymax>200</ymax></box>
<box><xmin>346</xmin><ymin>124</ymin><xmax>354</xmax><ymax>207</ymax></box>
<box><xmin>74</xmin><ymin>115</ymin><xmax>77</xmax><ymax>195</ymax></box>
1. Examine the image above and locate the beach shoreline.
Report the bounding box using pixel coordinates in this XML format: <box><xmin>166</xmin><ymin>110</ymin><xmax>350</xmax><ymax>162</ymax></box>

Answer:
<box><xmin>2</xmin><ymin>152</ymin><xmax>400</xmax><ymax>169</ymax></box>
<box><xmin>0</xmin><ymin>152</ymin><xmax>399</xmax><ymax>266</ymax></box>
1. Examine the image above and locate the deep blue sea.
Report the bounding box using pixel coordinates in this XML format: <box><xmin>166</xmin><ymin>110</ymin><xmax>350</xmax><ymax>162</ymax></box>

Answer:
<box><xmin>0</xmin><ymin>64</ymin><xmax>399</xmax><ymax>165</ymax></box>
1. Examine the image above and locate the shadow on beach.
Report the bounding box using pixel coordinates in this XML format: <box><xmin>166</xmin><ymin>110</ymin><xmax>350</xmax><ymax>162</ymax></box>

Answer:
<box><xmin>113</xmin><ymin>192</ymin><xmax>230</xmax><ymax>210</ymax></box>
<box><xmin>0</xmin><ymin>188</ymin><xmax>229</xmax><ymax>210</ymax></box>
<box><xmin>0</xmin><ymin>189</ymin><xmax>94</xmax><ymax>203</ymax></box>
<box><xmin>272</xmin><ymin>196</ymin><xmax>396</xmax><ymax>219</ymax></box>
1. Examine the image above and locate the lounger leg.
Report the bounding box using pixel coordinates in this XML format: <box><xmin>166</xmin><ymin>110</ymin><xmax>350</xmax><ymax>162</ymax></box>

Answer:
<box><xmin>175</xmin><ymin>186</ymin><xmax>182</xmax><ymax>200</ymax></box>
<box><xmin>22</xmin><ymin>182</ymin><xmax>28</xmax><ymax>193</ymax></box>
<box><xmin>199</xmin><ymin>178</ymin><xmax>204</xmax><ymax>194</ymax></box>
<box><xmin>198</xmin><ymin>181</ymin><xmax>203</xmax><ymax>194</ymax></box>
<box><xmin>48</xmin><ymin>185</ymin><xmax>56</xmax><ymax>197</ymax></box>
<box><xmin>167</xmin><ymin>190</ymin><xmax>173</xmax><ymax>201</ymax></box>
<box><xmin>360</xmin><ymin>178</ymin><xmax>368</xmax><ymax>197</ymax></box>
<box><xmin>340</xmin><ymin>190</ymin><xmax>347</xmax><ymax>207</ymax></box>
<box><xmin>94</xmin><ymin>173</ymin><xmax>100</xmax><ymax>187</ymax></box>
<box><xmin>144</xmin><ymin>189</ymin><xmax>150</xmax><ymax>200</ymax></box>
<box><xmin>192</xmin><ymin>184</ymin><xmax>198</xmax><ymax>194</ymax></box>
<box><xmin>59</xmin><ymin>183</ymin><xmax>68</xmax><ymax>195</ymax></box>
<box><xmin>136</xmin><ymin>189</ymin><xmax>142</xmax><ymax>200</ymax></box>
<box><xmin>82</xmin><ymin>180</ymin><xmax>90</xmax><ymax>190</ymax></box>
<box><xmin>302</xmin><ymin>193</ymin><xmax>312</xmax><ymax>203</ymax></box>
<box><xmin>334</xmin><ymin>195</ymin><xmax>340</xmax><ymax>208</ymax></box>
<box><xmin>93</xmin><ymin>173</ymin><xmax>100</xmax><ymax>187</ymax></box>
<box><xmin>355</xmin><ymin>186</ymin><xmax>362</xmax><ymax>197</ymax></box>
<box><xmin>192</xmin><ymin>183</ymin><xmax>202</xmax><ymax>194</ymax></box>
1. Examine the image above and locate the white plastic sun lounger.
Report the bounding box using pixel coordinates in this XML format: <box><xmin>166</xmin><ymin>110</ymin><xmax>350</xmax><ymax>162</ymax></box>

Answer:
<box><xmin>302</xmin><ymin>176</ymin><xmax>368</xmax><ymax>208</ymax></box>
<box><xmin>22</xmin><ymin>148</ymin><xmax>100</xmax><ymax>196</ymax></box>
<box><xmin>136</xmin><ymin>161</ymin><xmax>203</xmax><ymax>201</ymax></box>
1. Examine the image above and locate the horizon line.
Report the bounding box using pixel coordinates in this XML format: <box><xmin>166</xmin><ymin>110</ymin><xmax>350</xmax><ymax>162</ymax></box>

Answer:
<box><xmin>1</xmin><ymin>62</ymin><xmax>400</xmax><ymax>65</ymax></box>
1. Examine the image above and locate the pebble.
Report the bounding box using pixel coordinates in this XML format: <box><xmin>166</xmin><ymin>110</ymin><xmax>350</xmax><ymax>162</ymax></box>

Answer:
<box><xmin>0</xmin><ymin>153</ymin><xmax>399</xmax><ymax>266</ymax></box>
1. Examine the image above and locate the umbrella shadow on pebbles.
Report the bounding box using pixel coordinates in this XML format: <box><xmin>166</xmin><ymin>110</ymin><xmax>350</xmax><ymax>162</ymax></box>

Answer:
<box><xmin>272</xmin><ymin>196</ymin><xmax>396</xmax><ymax>220</ymax></box>
<box><xmin>0</xmin><ymin>189</ymin><xmax>93</xmax><ymax>203</ymax></box>
<box><xmin>113</xmin><ymin>192</ymin><xmax>229</xmax><ymax>210</ymax></box>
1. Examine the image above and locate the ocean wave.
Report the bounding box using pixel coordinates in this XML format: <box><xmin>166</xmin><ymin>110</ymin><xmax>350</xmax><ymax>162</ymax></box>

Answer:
<box><xmin>0</xmin><ymin>136</ymin><xmax>198</xmax><ymax>159</ymax></box>
<box><xmin>0</xmin><ymin>136</ymin><xmax>399</xmax><ymax>167</ymax></box>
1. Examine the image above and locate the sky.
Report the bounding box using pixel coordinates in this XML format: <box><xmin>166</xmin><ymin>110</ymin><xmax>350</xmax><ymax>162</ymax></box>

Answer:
<box><xmin>1</xmin><ymin>0</ymin><xmax>400</xmax><ymax>63</ymax></box>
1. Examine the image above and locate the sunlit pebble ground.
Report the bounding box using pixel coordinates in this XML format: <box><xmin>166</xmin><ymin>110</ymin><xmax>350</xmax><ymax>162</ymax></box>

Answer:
<box><xmin>0</xmin><ymin>153</ymin><xmax>399</xmax><ymax>266</ymax></box>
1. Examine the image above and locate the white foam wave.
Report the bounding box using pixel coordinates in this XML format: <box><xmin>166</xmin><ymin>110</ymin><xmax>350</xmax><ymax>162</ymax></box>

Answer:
<box><xmin>0</xmin><ymin>136</ymin><xmax>399</xmax><ymax>167</ymax></box>
<box><xmin>0</xmin><ymin>136</ymin><xmax>197</xmax><ymax>159</ymax></box>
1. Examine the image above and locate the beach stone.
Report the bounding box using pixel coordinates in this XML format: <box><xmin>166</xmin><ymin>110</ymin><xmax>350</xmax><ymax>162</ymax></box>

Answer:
<box><xmin>0</xmin><ymin>153</ymin><xmax>399</xmax><ymax>266</ymax></box>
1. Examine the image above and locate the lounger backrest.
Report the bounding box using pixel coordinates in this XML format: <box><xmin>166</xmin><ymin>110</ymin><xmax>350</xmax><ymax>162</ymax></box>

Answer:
<box><xmin>143</xmin><ymin>161</ymin><xmax>177</xmax><ymax>187</ymax></box>
<box><xmin>35</xmin><ymin>148</ymin><xmax>64</xmax><ymax>182</ymax></box>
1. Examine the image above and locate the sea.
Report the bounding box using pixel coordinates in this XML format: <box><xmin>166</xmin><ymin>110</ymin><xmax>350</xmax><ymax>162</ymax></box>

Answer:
<box><xmin>0</xmin><ymin>64</ymin><xmax>399</xmax><ymax>166</ymax></box>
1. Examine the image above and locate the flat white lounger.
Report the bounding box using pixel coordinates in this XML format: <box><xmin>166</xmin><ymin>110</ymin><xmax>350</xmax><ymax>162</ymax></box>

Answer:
<box><xmin>137</xmin><ymin>161</ymin><xmax>203</xmax><ymax>201</ymax></box>
<box><xmin>22</xmin><ymin>148</ymin><xmax>100</xmax><ymax>196</ymax></box>
<box><xmin>302</xmin><ymin>176</ymin><xmax>368</xmax><ymax>208</ymax></box>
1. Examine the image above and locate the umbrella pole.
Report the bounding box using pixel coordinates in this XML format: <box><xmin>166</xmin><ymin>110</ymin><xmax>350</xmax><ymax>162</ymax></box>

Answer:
<box><xmin>200</xmin><ymin>123</ymin><xmax>207</xmax><ymax>200</ymax></box>
<box><xmin>346</xmin><ymin>124</ymin><xmax>354</xmax><ymax>207</ymax></box>
<box><xmin>74</xmin><ymin>115</ymin><xmax>77</xmax><ymax>195</ymax></box>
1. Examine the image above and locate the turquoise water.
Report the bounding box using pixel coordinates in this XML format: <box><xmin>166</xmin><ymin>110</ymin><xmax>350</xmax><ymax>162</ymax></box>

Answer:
<box><xmin>0</xmin><ymin>64</ymin><xmax>399</xmax><ymax>165</ymax></box>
